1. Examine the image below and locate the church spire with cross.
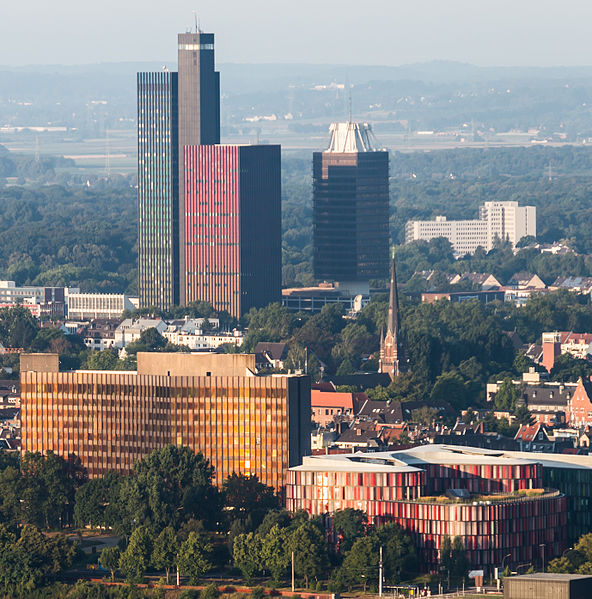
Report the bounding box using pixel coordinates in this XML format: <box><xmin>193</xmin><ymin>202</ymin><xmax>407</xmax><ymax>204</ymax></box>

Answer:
<box><xmin>379</xmin><ymin>249</ymin><xmax>408</xmax><ymax>379</ymax></box>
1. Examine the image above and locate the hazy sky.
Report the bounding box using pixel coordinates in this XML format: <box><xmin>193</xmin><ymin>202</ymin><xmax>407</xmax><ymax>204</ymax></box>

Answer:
<box><xmin>3</xmin><ymin>0</ymin><xmax>592</xmax><ymax>67</ymax></box>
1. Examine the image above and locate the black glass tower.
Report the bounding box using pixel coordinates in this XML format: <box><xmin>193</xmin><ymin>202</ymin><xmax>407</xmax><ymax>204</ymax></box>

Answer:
<box><xmin>313</xmin><ymin>122</ymin><xmax>389</xmax><ymax>284</ymax></box>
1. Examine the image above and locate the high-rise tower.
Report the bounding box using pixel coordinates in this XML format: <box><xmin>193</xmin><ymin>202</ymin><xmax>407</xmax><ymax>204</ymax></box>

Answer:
<box><xmin>313</xmin><ymin>122</ymin><xmax>389</xmax><ymax>286</ymax></box>
<box><xmin>184</xmin><ymin>144</ymin><xmax>281</xmax><ymax>319</ymax></box>
<box><xmin>138</xmin><ymin>31</ymin><xmax>281</xmax><ymax>315</ymax></box>
<box><xmin>177</xmin><ymin>32</ymin><xmax>221</xmax><ymax>304</ymax></box>
<box><xmin>379</xmin><ymin>252</ymin><xmax>408</xmax><ymax>379</ymax></box>
<box><xmin>138</xmin><ymin>31</ymin><xmax>220</xmax><ymax>309</ymax></box>
<box><xmin>137</xmin><ymin>71</ymin><xmax>179</xmax><ymax>308</ymax></box>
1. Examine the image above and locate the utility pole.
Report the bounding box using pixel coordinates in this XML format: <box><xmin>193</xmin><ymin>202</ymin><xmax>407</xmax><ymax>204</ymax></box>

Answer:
<box><xmin>291</xmin><ymin>551</ymin><xmax>295</xmax><ymax>592</ymax></box>
<box><xmin>379</xmin><ymin>546</ymin><xmax>383</xmax><ymax>597</ymax></box>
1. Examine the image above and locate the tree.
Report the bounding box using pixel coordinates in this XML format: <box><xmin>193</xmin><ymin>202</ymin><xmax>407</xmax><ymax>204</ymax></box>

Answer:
<box><xmin>338</xmin><ymin>535</ymin><xmax>379</xmax><ymax>592</ymax></box>
<box><xmin>118</xmin><ymin>526</ymin><xmax>154</xmax><ymax>581</ymax></box>
<box><xmin>100</xmin><ymin>546</ymin><xmax>120</xmax><ymax>582</ymax></box>
<box><xmin>440</xmin><ymin>535</ymin><xmax>453</xmax><ymax>587</ymax></box>
<box><xmin>336</xmin><ymin>358</ymin><xmax>355</xmax><ymax>376</ymax></box>
<box><xmin>451</xmin><ymin>536</ymin><xmax>469</xmax><ymax>581</ymax></box>
<box><xmin>431</xmin><ymin>371</ymin><xmax>470</xmax><ymax>412</ymax></box>
<box><xmin>256</xmin><ymin>509</ymin><xmax>294</xmax><ymax>537</ymax></box>
<box><xmin>376</xmin><ymin>523</ymin><xmax>419</xmax><ymax>584</ymax></box>
<box><xmin>118</xmin><ymin>445</ymin><xmax>220</xmax><ymax>534</ymax></box>
<box><xmin>85</xmin><ymin>349</ymin><xmax>119</xmax><ymax>371</ymax></box>
<box><xmin>0</xmin><ymin>307</ymin><xmax>38</xmax><ymax>350</ymax></box>
<box><xmin>551</xmin><ymin>355</ymin><xmax>592</xmax><ymax>382</ymax></box>
<box><xmin>412</xmin><ymin>406</ymin><xmax>439</xmax><ymax>426</ymax></box>
<box><xmin>177</xmin><ymin>532</ymin><xmax>212</xmax><ymax>585</ymax></box>
<box><xmin>0</xmin><ymin>524</ymin><xmax>76</xmax><ymax>594</ymax></box>
<box><xmin>261</xmin><ymin>525</ymin><xmax>290</xmax><ymax>584</ymax></box>
<box><xmin>493</xmin><ymin>379</ymin><xmax>521</xmax><ymax>412</ymax></box>
<box><xmin>286</xmin><ymin>521</ymin><xmax>329</xmax><ymax>588</ymax></box>
<box><xmin>233</xmin><ymin>532</ymin><xmax>262</xmax><ymax>583</ymax></box>
<box><xmin>125</xmin><ymin>328</ymin><xmax>167</xmax><ymax>355</ymax></box>
<box><xmin>223</xmin><ymin>473</ymin><xmax>279</xmax><ymax>527</ymax></box>
<box><xmin>74</xmin><ymin>472</ymin><xmax>122</xmax><ymax>529</ymax></box>
<box><xmin>0</xmin><ymin>466</ymin><xmax>22</xmax><ymax>527</ymax></box>
<box><xmin>514</xmin><ymin>404</ymin><xmax>534</xmax><ymax>426</ymax></box>
<box><xmin>20</xmin><ymin>450</ymin><xmax>86</xmax><ymax>529</ymax></box>
<box><xmin>332</xmin><ymin>509</ymin><xmax>366</xmax><ymax>554</ymax></box>
<box><xmin>152</xmin><ymin>526</ymin><xmax>179</xmax><ymax>584</ymax></box>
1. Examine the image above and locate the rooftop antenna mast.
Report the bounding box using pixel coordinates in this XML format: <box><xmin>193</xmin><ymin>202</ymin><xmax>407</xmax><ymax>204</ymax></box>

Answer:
<box><xmin>348</xmin><ymin>86</ymin><xmax>353</xmax><ymax>124</ymax></box>
<box><xmin>193</xmin><ymin>10</ymin><xmax>202</xmax><ymax>34</ymax></box>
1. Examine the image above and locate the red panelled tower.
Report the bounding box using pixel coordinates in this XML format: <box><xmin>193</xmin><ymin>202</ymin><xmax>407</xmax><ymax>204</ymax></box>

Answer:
<box><xmin>184</xmin><ymin>144</ymin><xmax>281</xmax><ymax>319</ymax></box>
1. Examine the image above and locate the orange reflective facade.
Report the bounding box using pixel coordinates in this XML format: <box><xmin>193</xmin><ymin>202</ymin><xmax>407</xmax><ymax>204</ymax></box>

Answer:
<box><xmin>21</xmin><ymin>370</ymin><xmax>310</xmax><ymax>491</ymax></box>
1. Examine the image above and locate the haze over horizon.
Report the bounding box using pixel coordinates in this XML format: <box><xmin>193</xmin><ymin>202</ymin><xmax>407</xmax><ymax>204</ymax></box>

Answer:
<box><xmin>3</xmin><ymin>0</ymin><xmax>592</xmax><ymax>68</ymax></box>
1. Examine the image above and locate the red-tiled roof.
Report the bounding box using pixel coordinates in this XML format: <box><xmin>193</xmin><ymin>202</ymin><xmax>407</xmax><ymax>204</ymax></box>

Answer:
<box><xmin>311</xmin><ymin>390</ymin><xmax>354</xmax><ymax>409</ymax></box>
<box><xmin>515</xmin><ymin>423</ymin><xmax>543</xmax><ymax>442</ymax></box>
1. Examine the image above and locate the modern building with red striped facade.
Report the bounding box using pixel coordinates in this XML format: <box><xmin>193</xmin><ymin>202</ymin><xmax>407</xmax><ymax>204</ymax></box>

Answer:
<box><xmin>183</xmin><ymin>144</ymin><xmax>281</xmax><ymax>319</ymax></box>
<box><xmin>287</xmin><ymin>445</ymin><xmax>567</xmax><ymax>572</ymax></box>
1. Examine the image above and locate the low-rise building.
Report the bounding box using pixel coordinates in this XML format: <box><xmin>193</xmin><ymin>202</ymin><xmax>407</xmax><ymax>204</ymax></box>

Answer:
<box><xmin>449</xmin><ymin>272</ymin><xmax>502</xmax><ymax>289</ymax></box>
<box><xmin>162</xmin><ymin>318</ymin><xmax>242</xmax><ymax>350</ymax></box>
<box><xmin>542</xmin><ymin>331</ymin><xmax>592</xmax><ymax>372</ymax></box>
<box><xmin>282</xmin><ymin>283</ymin><xmax>370</xmax><ymax>314</ymax></box>
<box><xmin>311</xmin><ymin>390</ymin><xmax>355</xmax><ymax>427</ymax></box>
<box><xmin>422</xmin><ymin>290</ymin><xmax>505</xmax><ymax>304</ymax></box>
<box><xmin>254</xmin><ymin>342</ymin><xmax>289</xmax><ymax>370</ymax></box>
<box><xmin>508</xmin><ymin>272</ymin><xmax>546</xmax><ymax>290</ymax></box>
<box><xmin>405</xmin><ymin>201</ymin><xmax>536</xmax><ymax>256</ymax></box>
<box><xmin>114</xmin><ymin>318</ymin><xmax>167</xmax><ymax>347</ymax></box>
<box><xmin>515</xmin><ymin>423</ymin><xmax>554</xmax><ymax>452</ymax></box>
<box><xmin>552</xmin><ymin>276</ymin><xmax>592</xmax><ymax>294</ymax></box>
<box><xmin>287</xmin><ymin>445</ymin><xmax>566</xmax><ymax>572</ymax></box>
<box><xmin>66</xmin><ymin>292</ymin><xmax>137</xmax><ymax>321</ymax></box>
<box><xmin>0</xmin><ymin>281</ymin><xmax>70</xmax><ymax>318</ymax></box>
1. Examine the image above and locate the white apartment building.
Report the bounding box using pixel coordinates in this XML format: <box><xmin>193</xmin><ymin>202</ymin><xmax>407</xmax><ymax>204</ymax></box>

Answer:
<box><xmin>66</xmin><ymin>292</ymin><xmax>138</xmax><ymax>321</ymax></box>
<box><xmin>405</xmin><ymin>201</ymin><xmax>536</xmax><ymax>255</ymax></box>
<box><xmin>162</xmin><ymin>318</ymin><xmax>243</xmax><ymax>350</ymax></box>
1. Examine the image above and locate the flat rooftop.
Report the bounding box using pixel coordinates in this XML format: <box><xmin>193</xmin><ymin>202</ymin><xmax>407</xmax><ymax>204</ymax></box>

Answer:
<box><xmin>507</xmin><ymin>573</ymin><xmax>592</xmax><ymax>581</ymax></box>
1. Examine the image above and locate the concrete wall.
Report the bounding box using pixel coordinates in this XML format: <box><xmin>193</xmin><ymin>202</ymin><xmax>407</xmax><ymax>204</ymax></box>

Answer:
<box><xmin>137</xmin><ymin>352</ymin><xmax>256</xmax><ymax>377</ymax></box>
<box><xmin>20</xmin><ymin>353</ymin><xmax>59</xmax><ymax>373</ymax></box>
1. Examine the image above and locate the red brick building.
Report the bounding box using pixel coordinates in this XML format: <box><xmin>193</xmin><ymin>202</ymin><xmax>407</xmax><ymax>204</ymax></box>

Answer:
<box><xmin>568</xmin><ymin>378</ymin><xmax>592</xmax><ymax>427</ymax></box>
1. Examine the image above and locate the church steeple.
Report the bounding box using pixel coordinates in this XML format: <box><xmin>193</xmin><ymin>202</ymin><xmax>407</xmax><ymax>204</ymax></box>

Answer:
<box><xmin>379</xmin><ymin>250</ymin><xmax>408</xmax><ymax>379</ymax></box>
<box><xmin>387</xmin><ymin>249</ymin><xmax>400</xmax><ymax>339</ymax></box>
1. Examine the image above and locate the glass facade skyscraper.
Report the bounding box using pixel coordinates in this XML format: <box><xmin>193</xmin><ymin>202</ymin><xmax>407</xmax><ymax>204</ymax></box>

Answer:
<box><xmin>137</xmin><ymin>71</ymin><xmax>179</xmax><ymax>308</ymax></box>
<box><xmin>313</xmin><ymin>122</ymin><xmax>389</xmax><ymax>284</ymax></box>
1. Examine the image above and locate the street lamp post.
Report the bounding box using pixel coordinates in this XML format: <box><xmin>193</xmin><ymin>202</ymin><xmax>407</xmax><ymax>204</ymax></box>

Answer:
<box><xmin>379</xmin><ymin>546</ymin><xmax>383</xmax><ymax>597</ymax></box>
<box><xmin>502</xmin><ymin>553</ymin><xmax>512</xmax><ymax>572</ymax></box>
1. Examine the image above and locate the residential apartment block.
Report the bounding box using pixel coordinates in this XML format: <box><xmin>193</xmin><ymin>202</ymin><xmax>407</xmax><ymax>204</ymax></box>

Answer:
<box><xmin>20</xmin><ymin>352</ymin><xmax>310</xmax><ymax>491</ymax></box>
<box><xmin>405</xmin><ymin>201</ymin><xmax>536</xmax><ymax>255</ymax></box>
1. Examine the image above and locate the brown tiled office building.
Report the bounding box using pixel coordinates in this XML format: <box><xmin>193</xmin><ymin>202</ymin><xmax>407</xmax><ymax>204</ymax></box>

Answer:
<box><xmin>20</xmin><ymin>353</ymin><xmax>310</xmax><ymax>491</ymax></box>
